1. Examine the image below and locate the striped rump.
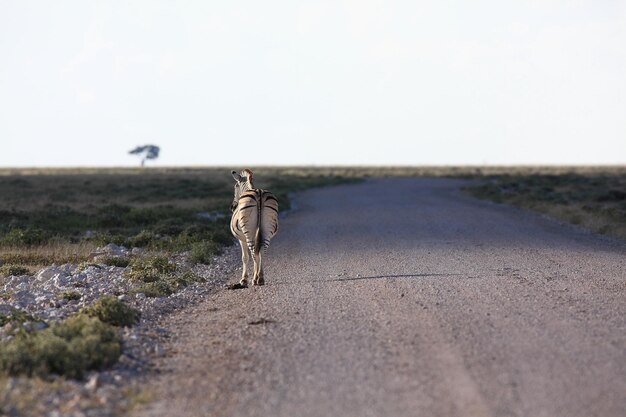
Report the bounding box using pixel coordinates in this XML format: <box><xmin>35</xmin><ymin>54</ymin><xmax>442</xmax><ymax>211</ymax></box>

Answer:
<box><xmin>231</xmin><ymin>189</ymin><xmax>279</xmax><ymax>254</ymax></box>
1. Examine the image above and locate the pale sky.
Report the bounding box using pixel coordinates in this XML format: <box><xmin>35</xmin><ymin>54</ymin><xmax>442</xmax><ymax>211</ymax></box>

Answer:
<box><xmin>1</xmin><ymin>1</ymin><xmax>625</xmax><ymax>167</ymax></box>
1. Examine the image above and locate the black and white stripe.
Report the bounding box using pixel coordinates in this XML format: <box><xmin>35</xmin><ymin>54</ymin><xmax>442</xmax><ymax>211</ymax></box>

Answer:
<box><xmin>229</xmin><ymin>169</ymin><xmax>279</xmax><ymax>286</ymax></box>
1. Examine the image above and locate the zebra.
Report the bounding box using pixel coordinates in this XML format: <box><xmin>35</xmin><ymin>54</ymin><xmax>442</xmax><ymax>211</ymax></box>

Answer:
<box><xmin>230</xmin><ymin>169</ymin><xmax>279</xmax><ymax>286</ymax></box>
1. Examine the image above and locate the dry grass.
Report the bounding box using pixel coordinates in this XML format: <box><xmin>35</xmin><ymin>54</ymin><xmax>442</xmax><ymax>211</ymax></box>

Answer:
<box><xmin>0</xmin><ymin>242</ymin><xmax>96</xmax><ymax>270</ymax></box>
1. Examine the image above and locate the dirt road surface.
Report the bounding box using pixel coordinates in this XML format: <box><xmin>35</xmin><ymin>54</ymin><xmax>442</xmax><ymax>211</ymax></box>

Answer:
<box><xmin>136</xmin><ymin>179</ymin><xmax>626</xmax><ymax>417</ymax></box>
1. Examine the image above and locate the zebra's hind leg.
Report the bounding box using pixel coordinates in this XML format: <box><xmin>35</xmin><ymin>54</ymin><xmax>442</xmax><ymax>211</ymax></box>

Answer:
<box><xmin>252</xmin><ymin>250</ymin><xmax>264</xmax><ymax>286</ymax></box>
<box><xmin>239</xmin><ymin>240</ymin><xmax>249</xmax><ymax>287</ymax></box>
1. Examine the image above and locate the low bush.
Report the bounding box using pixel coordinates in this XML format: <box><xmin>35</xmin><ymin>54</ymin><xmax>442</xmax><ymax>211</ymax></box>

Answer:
<box><xmin>126</xmin><ymin>255</ymin><xmax>176</xmax><ymax>282</ymax></box>
<box><xmin>130</xmin><ymin>270</ymin><xmax>204</xmax><ymax>298</ymax></box>
<box><xmin>0</xmin><ymin>309</ymin><xmax>40</xmax><ymax>327</ymax></box>
<box><xmin>1</xmin><ymin>228</ymin><xmax>49</xmax><ymax>246</ymax></box>
<box><xmin>189</xmin><ymin>241</ymin><xmax>221</xmax><ymax>264</ymax></box>
<box><xmin>129</xmin><ymin>230</ymin><xmax>159</xmax><ymax>248</ymax></box>
<box><xmin>0</xmin><ymin>314</ymin><xmax>121</xmax><ymax>379</ymax></box>
<box><xmin>99</xmin><ymin>256</ymin><xmax>131</xmax><ymax>268</ymax></box>
<box><xmin>59</xmin><ymin>291</ymin><xmax>81</xmax><ymax>301</ymax></box>
<box><xmin>82</xmin><ymin>296</ymin><xmax>140</xmax><ymax>327</ymax></box>
<box><xmin>131</xmin><ymin>280</ymin><xmax>175</xmax><ymax>298</ymax></box>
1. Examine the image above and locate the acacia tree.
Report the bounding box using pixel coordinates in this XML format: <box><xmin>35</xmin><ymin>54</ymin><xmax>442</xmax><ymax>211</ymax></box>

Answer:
<box><xmin>129</xmin><ymin>145</ymin><xmax>160</xmax><ymax>167</ymax></box>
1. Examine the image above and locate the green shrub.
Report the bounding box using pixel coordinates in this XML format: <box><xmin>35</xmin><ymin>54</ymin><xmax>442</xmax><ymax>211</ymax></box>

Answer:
<box><xmin>0</xmin><ymin>264</ymin><xmax>29</xmax><ymax>277</ymax></box>
<box><xmin>59</xmin><ymin>291</ymin><xmax>81</xmax><ymax>301</ymax></box>
<box><xmin>1</xmin><ymin>228</ymin><xmax>49</xmax><ymax>246</ymax></box>
<box><xmin>130</xmin><ymin>270</ymin><xmax>204</xmax><ymax>298</ymax></box>
<box><xmin>129</xmin><ymin>230</ymin><xmax>159</xmax><ymax>247</ymax></box>
<box><xmin>76</xmin><ymin>262</ymin><xmax>102</xmax><ymax>272</ymax></box>
<box><xmin>82</xmin><ymin>296</ymin><xmax>140</xmax><ymax>327</ymax></box>
<box><xmin>171</xmin><ymin>270</ymin><xmax>205</xmax><ymax>287</ymax></box>
<box><xmin>0</xmin><ymin>309</ymin><xmax>39</xmax><ymax>327</ymax></box>
<box><xmin>189</xmin><ymin>241</ymin><xmax>221</xmax><ymax>264</ymax></box>
<box><xmin>131</xmin><ymin>280</ymin><xmax>175</xmax><ymax>298</ymax></box>
<box><xmin>99</xmin><ymin>256</ymin><xmax>130</xmax><ymax>268</ymax></box>
<box><xmin>0</xmin><ymin>314</ymin><xmax>121</xmax><ymax>379</ymax></box>
<box><xmin>126</xmin><ymin>256</ymin><xmax>176</xmax><ymax>282</ymax></box>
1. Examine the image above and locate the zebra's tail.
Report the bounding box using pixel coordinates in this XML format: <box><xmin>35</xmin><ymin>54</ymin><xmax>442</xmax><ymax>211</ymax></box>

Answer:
<box><xmin>254</xmin><ymin>191</ymin><xmax>279</xmax><ymax>254</ymax></box>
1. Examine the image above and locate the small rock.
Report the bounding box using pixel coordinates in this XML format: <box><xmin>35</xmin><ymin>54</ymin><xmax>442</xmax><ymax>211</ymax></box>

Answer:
<box><xmin>4</xmin><ymin>377</ymin><xmax>17</xmax><ymax>390</ymax></box>
<box><xmin>131</xmin><ymin>247</ymin><xmax>145</xmax><ymax>256</ymax></box>
<box><xmin>50</xmin><ymin>273</ymin><xmax>72</xmax><ymax>288</ymax></box>
<box><xmin>3</xmin><ymin>275</ymin><xmax>31</xmax><ymax>292</ymax></box>
<box><xmin>22</xmin><ymin>321</ymin><xmax>48</xmax><ymax>332</ymax></box>
<box><xmin>0</xmin><ymin>303</ymin><xmax>13</xmax><ymax>315</ymax></box>
<box><xmin>85</xmin><ymin>374</ymin><xmax>99</xmax><ymax>391</ymax></box>
<box><xmin>35</xmin><ymin>266</ymin><xmax>69</xmax><ymax>282</ymax></box>
<box><xmin>135</xmin><ymin>293</ymin><xmax>146</xmax><ymax>300</ymax></box>
<box><xmin>153</xmin><ymin>344</ymin><xmax>164</xmax><ymax>356</ymax></box>
<box><xmin>12</xmin><ymin>290</ymin><xmax>35</xmax><ymax>306</ymax></box>
<box><xmin>70</xmin><ymin>273</ymin><xmax>88</xmax><ymax>283</ymax></box>
<box><xmin>93</xmin><ymin>243</ymin><xmax>129</xmax><ymax>257</ymax></box>
<box><xmin>117</xmin><ymin>294</ymin><xmax>128</xmax><ymax>301</ymax></box>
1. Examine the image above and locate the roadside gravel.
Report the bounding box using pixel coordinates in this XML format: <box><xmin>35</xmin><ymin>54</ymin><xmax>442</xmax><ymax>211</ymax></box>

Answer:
<box><xmin>0</xmin><ymin>244</ymin><xmax>240</xmax><ymax>417</ymax></box>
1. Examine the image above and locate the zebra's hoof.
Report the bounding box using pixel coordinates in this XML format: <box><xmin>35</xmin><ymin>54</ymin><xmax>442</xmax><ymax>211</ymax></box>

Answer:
<box><xmin>227</xmin><ymin>282</ymin><xmax>247</xmax><ymax>290</ymax></box>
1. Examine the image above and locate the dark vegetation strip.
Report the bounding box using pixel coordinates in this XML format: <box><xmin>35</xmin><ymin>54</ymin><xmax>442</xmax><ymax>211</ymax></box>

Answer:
<box><xmin>464</xmin><ymin>171</ymin><xmax>626</xmax><ymax>241</ymax></box>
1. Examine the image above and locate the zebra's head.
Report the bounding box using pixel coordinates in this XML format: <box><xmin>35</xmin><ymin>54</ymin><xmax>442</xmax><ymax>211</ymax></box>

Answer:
<box><xmin>231</xmin><ymin>169</ymin><xmax>255</xmax><ymax>211</ymax></box>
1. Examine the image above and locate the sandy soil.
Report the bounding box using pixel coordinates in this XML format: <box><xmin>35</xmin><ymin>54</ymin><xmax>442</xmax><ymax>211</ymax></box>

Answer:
<box><xmin>135</xmin><ymin>178</ymin><xmax>626</xmax><ymax>417</ymax></box>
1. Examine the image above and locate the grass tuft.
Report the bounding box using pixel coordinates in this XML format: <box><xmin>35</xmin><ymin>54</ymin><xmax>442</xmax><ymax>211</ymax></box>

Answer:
<box><xmin>81</xmin><ymin>296</ymin><xmax>140</xmax><ymax>327</ymax></box>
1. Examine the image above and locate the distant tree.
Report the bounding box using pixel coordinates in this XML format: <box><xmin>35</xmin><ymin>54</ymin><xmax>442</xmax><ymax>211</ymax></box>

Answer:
<box><xmin>129</xmin><ymin>145</ymin><xmax>160</xmax><ymax>167</ymax></box>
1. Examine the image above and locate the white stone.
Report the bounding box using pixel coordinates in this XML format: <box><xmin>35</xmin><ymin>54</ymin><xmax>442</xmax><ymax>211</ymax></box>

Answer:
<box><xmin>85</xmin><ymin>374</ymin><xmax>100</xmax><ymax>391</ymax></box>
<box><xmin>51</xmin><ymin>273</ymin><xmax>72</xmax><ymax>288</ymax></box>
<box><xmin>35</xmin><ymin>266</ymin><xmax>68</xmax><ymax>282</ymax></box>
<box><xmin>3</xmin><ymin>275</ymin><xmax>31</xmax><ymax>292</ymax></box>
<box><xmin>131</xmin><ymin>247</ymin><xmax>145</xmax><ymax>255</ymax></box>
<box><xmin>0</xmin><ymin>303</ymin><xmax>13</xmax><ymax>315</ymax></box>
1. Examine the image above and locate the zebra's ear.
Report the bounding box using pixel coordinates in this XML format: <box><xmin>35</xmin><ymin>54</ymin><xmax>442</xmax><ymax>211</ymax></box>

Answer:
<box><xmin>231</xmin><ymin>170</ymin><xmax>243</xmax><ymax>182</ymax></box>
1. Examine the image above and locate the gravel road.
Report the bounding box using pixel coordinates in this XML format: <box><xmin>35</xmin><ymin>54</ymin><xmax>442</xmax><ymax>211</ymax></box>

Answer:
<box><xmin>136</xmin><ymin>178</ymin><xmax>626</xmax><ymax>417</ymax></box>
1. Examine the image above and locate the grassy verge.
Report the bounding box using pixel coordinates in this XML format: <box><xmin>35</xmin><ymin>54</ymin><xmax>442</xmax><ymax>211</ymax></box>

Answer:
<box><xmin>464</xmin><ymin>170</ymin><xmax>626</xmax><ymax>240</ymax></box>
<box><xmin>0</xmin><ymin>168</ymin><xmax>352</xmax><ymax>268</ymax></box>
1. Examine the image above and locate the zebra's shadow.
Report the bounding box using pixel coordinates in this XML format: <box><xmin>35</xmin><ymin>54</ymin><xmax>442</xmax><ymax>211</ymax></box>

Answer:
<box><xmin>328</xmin><ymin>273</ymin><xmax>463</xmax><ymax>283</ymax></box>
<box><xmin>256</xmin><ymin>273</ymin><xmax>465</xmax><ymax>286</ymax></box>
